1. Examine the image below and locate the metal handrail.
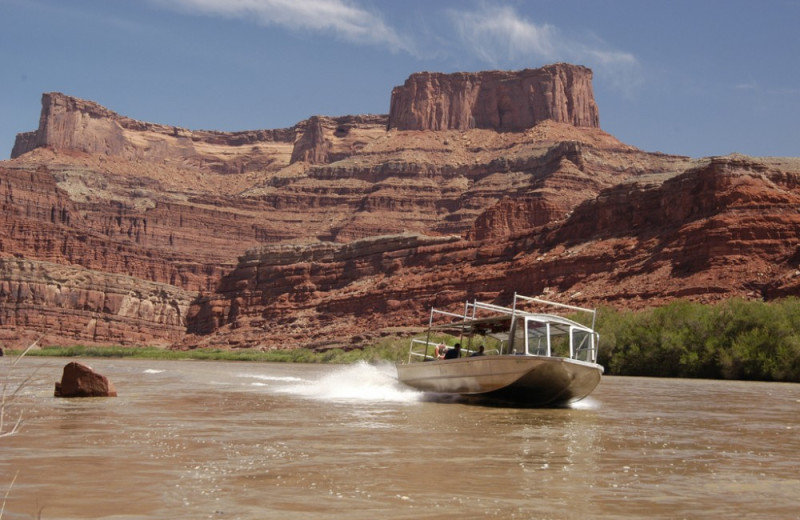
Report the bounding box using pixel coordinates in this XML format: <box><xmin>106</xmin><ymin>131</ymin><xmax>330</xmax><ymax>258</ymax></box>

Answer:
<box><xmin>514</xmin><ymin>293</ymin><xmax>598</xmax><ymax>330</ymax></box>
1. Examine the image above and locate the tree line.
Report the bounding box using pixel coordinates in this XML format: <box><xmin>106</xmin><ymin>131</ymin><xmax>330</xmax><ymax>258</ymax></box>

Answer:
<box><xmin>595</xmin><ymin>298</ymin><xmax>800</xmax><ymax>382</ymax></box>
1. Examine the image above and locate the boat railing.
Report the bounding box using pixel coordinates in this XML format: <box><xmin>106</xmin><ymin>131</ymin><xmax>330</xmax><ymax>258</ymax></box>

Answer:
<box><xmin>407</xmin><ymin>337</ymin><xmax>501</xmax><ymax>363</ymax></box>
<box><xmin>430</xmin><ymin>308</ymin><xmax>473</xmax><ymax>322</ymax></box>
<box><xmin>407</xmin><ymin>338</ymin><xmax>438</xmax><ymax>362</ymax></box>
<box><xmin>429</xmin><ymin>294</ymin><xmax>597</xmax><ymax>325</ymax></box>
<box><xmin>513</xmin><ymin>294</ymin><xmax>598</xmax><ymax>331</ymax></box>
<box><xmin>468</xmin><ymin>300</ymin><xmax>517</xmax><ymax>317</ymax></box>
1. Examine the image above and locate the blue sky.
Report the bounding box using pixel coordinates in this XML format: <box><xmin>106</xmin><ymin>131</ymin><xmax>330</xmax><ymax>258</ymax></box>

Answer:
<box><xmin>2</xmin><ymin>0</ymin><xmax>798</xmax><ymax>159</ymax></box>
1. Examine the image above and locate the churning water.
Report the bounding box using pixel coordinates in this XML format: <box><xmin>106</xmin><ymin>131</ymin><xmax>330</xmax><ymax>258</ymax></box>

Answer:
<box><xmin>1</xmin><ymin>357</ymin><xmax>798</xmax><ymax>519</ymax></box>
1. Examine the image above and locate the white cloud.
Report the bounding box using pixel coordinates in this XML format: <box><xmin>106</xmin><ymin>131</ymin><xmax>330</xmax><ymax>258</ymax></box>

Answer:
<box><xmin>448</xmin><ymin>5</ymin><xmax>641</xmax><ymax>93</ymax></box>
<box><xmin>449</xmin><ymin>5</ymin><xmax>559</xmax><ymax>64</ymax></box>
<box><xmin>148</xmin><ymin>1</ymin><xmax>642</xmax><ymax>93</ymax></box>
<box><xmin>151</xmin><ymin>0</ymin><xmax>411</xmax><ymax>52</ymax></box>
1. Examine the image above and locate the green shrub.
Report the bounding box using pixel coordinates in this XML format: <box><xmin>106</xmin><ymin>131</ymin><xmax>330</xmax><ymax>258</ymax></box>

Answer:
<box><xmin>12</xmin><ymin>338</ymin><xmax>410</xmax><ymax>365</ymax></box>
<box><xmin>596</xmin><ymin>298</ymin><xmax>800</xmax><ymax>382</ymax></box>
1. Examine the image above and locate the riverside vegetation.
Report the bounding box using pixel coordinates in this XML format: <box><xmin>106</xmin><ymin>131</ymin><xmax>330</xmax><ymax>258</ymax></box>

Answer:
<box><xmin>11</xmin><ymin>298</ymin><xmax>800</xmax><ymax>383</ymax></box>
<box><xmin>595</xmin><ymin>298</ymin><xmax>800</xmax><ymax>382</ymax></box>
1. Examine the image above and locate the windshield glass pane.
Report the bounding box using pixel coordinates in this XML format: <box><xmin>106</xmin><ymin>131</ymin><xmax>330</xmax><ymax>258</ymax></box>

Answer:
<box><xmin>572</xmin><ymin>329</ymin><xmax>594</xmax><ymax>361</ymax></box>
<box><xmin>526</xmin><ymin>320</ymin><xmax>548</xmax><ymax>355</ymax></box>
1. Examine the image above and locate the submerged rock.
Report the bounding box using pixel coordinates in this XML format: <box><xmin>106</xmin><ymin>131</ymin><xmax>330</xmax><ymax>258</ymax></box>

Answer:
<box><xmin>54</xmin><ymin>361</ymin><xmax>118</xmax><ymax>397</ymax></box>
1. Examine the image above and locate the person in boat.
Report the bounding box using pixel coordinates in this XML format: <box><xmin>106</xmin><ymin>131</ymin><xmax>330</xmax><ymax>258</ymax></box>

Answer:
<box><xmin>471</xmin><ymin>345</ymin><xmax>485</xmax><ymax>357</ymax></box>
<box><xmin>443</xmin><ymin>343</ymin><xmax>461</xmax><ymax>359</ymax></box>
<box><xmin>434</xmin><ymin>343</ymin><xmax>448</xmax><ymax>360</ymax></box>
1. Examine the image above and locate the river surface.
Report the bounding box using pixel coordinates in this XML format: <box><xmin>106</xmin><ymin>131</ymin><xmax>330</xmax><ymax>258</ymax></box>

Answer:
<box><xmin>1</xmin><ymin>357</ymin><xmax>798</xmax><ymax>519</ymax></box>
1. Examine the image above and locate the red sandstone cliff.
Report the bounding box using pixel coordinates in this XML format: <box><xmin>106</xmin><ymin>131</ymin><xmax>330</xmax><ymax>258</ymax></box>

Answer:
<box><xmin>184</xmin><ymin>155</ymin><xmax>800</xmax><ymax>350</ymax></box>
<box><xmin>388</xmin><ymin>64</ymin><xmax>599</xmax><ymax>131</ymax></box>
<box><xmin>2</xmin><ymin>63</ymin><xmax>798</xmax><ymax>350</ymax></box>
<box><xmin>11</xmin><ymin>92</ymin><xmax>299</xmax><ymax>174</ymax></box>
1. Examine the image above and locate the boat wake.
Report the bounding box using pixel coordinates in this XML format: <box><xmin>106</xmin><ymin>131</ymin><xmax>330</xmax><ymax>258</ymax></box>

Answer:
<box><xmin>569</xmin><ymin>396</ymin><xmax>601</xmax><ymax>410</ymax></box>
<box><xmin>274</xmin><ymin>361</ymin><xmax>422</xmax><ymax>404</ymax></box>
<box><xmin>236</xmin><ymin>373</ymin><xmax>304</xmax><ymax>387</ymax></box>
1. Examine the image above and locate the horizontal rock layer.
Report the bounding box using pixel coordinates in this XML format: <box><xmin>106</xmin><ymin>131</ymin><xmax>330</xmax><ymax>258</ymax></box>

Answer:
<box><xmin>12</xmin><ymin>92</ymin><xmax>388</xmax><ymax>175</ymax></box>
<box><xmin>186</xmin><ymin>155</ymin><xmax>800</xmax><ymax>349</ymax></box>
<box><xmin>388</xmin><ymin>64</ymin><xmax>599</xmax><ymax>131</ymax></box>
<box><xmin>2</xmin><ymin>64</ymin><xmax>798</xmax><ymax>349</ymax></box>
<box><xmin>0</xmin><ymin>257</ymin><xmax>194</xmax><ymax>348</ymax></box>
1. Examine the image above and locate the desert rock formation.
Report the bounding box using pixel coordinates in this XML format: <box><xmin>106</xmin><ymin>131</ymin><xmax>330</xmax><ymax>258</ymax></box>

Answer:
<box><xmin>388</xmin><ymin>64</ymin><xmax>599</xmax><ymax>131</ymax></box>
<box><xmin>2</xmin><ymin>63</ymin><xmax>799</xmax><ymax>350</ymax></box>
<box><xmin>54</xmin><ymin>361</ymin><xmax>117</xmax><ymax>397</ymax></box>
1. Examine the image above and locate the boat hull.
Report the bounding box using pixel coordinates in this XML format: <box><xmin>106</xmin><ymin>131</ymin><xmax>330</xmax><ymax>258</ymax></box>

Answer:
<box><xmin>396</xmin><ymin>355</ymin><xmax>603</xmax><ymax>406</ymax></box>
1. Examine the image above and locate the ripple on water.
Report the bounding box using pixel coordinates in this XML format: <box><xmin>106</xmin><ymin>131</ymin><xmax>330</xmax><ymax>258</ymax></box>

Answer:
<box><xmin>2</xmin><ymin>360</ymin><xmax>799</xmax><ymax>519</ymax></box>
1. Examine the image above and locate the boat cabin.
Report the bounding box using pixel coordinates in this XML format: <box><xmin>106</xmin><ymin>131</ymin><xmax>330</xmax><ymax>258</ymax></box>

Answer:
<box><xmin>407</xmin><ymin>294</ymin><xmax>599</xmax><ymax>364</ymax></box>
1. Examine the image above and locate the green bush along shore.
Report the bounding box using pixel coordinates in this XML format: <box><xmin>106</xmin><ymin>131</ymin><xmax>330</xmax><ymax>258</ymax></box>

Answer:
<box><xmin>596</xmin><ymin>298</ymin><xmax>800</xmax><ymax>382</ymax></box>
<box><xmin>18</xmin><ymin>337</ymin><xmax>410</xmax><ymax>365</ymax></box>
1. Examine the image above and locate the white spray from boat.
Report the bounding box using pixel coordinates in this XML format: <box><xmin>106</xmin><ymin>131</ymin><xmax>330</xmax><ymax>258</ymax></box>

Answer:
<box><xmin>273</xmin><ymin>361</ymin><xmax>422</xmax><ymax>403</ymax></box>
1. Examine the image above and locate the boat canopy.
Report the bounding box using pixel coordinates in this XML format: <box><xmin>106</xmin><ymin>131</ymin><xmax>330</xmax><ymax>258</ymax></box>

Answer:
<box><xmin>407</xmin><ymin>293</ymin><xmax>600</xmax><ymax>363</ymax></box>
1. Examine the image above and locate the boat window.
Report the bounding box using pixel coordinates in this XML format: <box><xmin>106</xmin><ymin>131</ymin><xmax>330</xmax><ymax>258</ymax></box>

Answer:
<box><xmin>509</xmin><ymin>317</ymin><xmax>524</xmax><ymax>354</ymax></box>
<box><xmin>571</xmin><ymin>328</ymin><xmax>595</xmax><ymax>362</ymax></box>
<box><xmin>550</xmin><ymin>333</ymin><xmax>570</xmax><ymax>358</ymax></box>
<box><xmin>525</xmin><ymin>319</ymin><xmax>549</xmax><ymax>356</ymax></box>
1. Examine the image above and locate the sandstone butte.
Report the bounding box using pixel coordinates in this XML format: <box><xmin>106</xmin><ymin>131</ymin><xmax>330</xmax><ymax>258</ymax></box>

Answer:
<box><xmin>1</xmin><ymin>63</ymin><xmax>799</xmax><ymax>351</ymax></box>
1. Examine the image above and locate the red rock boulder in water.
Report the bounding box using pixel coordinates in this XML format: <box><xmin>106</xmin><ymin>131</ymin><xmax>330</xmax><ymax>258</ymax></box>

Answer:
<box><xmin>54</xmin><ymin>361</ymin><xmax>118</xmax><ymax>397</ymax></box>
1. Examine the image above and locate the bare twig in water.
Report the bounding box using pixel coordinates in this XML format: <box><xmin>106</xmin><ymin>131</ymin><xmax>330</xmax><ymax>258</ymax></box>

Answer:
<box><xmin>0</xmin><ymin>336</ymin><xmax>42</xmax><ymax>439</ymax></box>
<box><xmin>0</xmin><ymin>470</ymin><xmax>19</xmax><ymax>519</ymax></box>
<box><xmin>1</xmin><ymin>336</ymin><xmax>44</xmax><ymax>520</ymax></box>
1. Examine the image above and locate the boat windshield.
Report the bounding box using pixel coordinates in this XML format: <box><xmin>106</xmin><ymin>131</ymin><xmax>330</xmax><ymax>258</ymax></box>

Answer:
<box><xmin>525</xmin><ymin>320</ymin><xmax>550</xmax><ymax>356</ymax></box>
<box><xmin>572</xmin><ymin>328</ymin><xmax>596</xmax><ymax>362</ymax></box>
<box><xmin>521</xmin><ymin>317</ymin><xmax>597</xmax><ymax>361</ymax></box>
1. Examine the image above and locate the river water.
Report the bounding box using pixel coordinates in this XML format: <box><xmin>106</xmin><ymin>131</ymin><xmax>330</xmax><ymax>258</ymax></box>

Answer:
<box><xmin>1</xmin><ymin>357</ymin><xmax>798</xmax><ymax>519</ymax></box>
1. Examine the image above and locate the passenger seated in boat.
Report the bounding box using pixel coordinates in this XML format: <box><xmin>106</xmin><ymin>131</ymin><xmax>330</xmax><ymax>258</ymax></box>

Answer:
<box><xmin>435</xmin><ymin>343</ymin><xmax>448</xmax><ymax>360</ymax></box>
<box><xmin>471</xmin><ymin>345</ymin><xmax>485</xmax><ymax>356</ymax></box>
<box><xmin>443</xmin><ymin>343</ymin><xmax>461</xmax><ymax>359</ymax></box>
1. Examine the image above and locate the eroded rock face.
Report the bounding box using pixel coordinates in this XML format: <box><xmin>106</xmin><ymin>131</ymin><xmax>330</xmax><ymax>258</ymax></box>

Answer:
<box><xmin>184</xmin><ymin>234</ymin><xmax>462</xmax><ymax>347</ymax></box>
<box><xmin>11</xmin><ymin>92</ymin><xmax>388</xmax><ymax>174</ymax></box>
<box><xmin>0</xmin><ymin>258</ymin><xmax>194</xmax><ymax>347</ymax></box>
<box><xmin>388</xmin><ymin>64</ymin><xmax>599</xmax><ymax>131</ymax></box>
<box><xmin>290</xmin><ymin>114</ymin><xmax>388</xmax><ymax>164</ymax></box>
<box><xmin>54</xmin><ymin>361</ymin><xmax>117</xmax><ymax>397</ymax></box>
<box><xmin>185</xmin><ymin>155</ymin><xmax>800</xmax><ymax>349</ymax></box>
<box><xmin>12</xmin><ymin>93</ymin><xmax>295</xmax><ymax>174</ymax></box>
<box><xmin>2</xmin><ymin>64</ymin><xmax>799</xmax><ymax>351</ymax></box>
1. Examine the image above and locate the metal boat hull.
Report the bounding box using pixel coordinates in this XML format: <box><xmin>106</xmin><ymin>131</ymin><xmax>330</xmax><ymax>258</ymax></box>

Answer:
<box><xmin>396</xmin><ymin>355</ymin><xmax>603</xmax><ymax>406</ymax></box>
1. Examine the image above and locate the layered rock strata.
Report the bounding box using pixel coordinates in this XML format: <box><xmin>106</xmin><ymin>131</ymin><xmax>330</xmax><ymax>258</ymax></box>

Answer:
<box><xmin>388</xmin><ymin>63</ymin><xmax>599</xmax><ymax>131</ymax></box>
<box><xmin>186</xmin><ymin>155</ymin><xmax>800</xmax><ymax>349</ymax></box>
<box><xmin>12</xmin><ymin>92</ymin><xmax>294</xmax><ymax>174</ymax></box>
<box><xmin>3</xmin><ymin>63</ymin><xmax>798</xmax><ymax>350</ymax></box>
<box><xmin>0</xmin><ymin>257</ymin><xmax>194</xmax><ymax>348</ymax></box>
<box><xmin>12</xmin><ymin>92</ymin><xmax>388</xmax><ymax>175</ymax></box>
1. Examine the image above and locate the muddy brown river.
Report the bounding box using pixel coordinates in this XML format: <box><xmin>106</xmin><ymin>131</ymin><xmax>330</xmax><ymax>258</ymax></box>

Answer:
<box><xmin>1</xmin><ymin>357</ymin><xmax>798</xmax><ymax>519</ymax></box>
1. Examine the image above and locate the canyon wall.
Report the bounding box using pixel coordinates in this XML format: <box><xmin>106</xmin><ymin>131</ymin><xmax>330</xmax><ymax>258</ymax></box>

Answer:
<box><xmin>185</xmin><ymin>155</ymin><xmax>800</xmax><ymax>349</ymax></box>
<box><xmin>11</xmin><ymin>92</ymin><xmax>296</xmax><ymax>174</ymax></box>
<box><xmin>388</xmin><ymin>63</ymin><xmax>599</xmax><ymax>131</ymax></box>
<box><xmin>2</xmin><ymin>63</ymin><xmax>798</xmax><ymax>350</ymax></box>
<box><xmin>11</xmin><ymin>92</ymin><xmax>389</xmax><ymax>175</ymax></box>
<box><xmin>0</xmin><ymin>257</ymin><xmax>194</xmax><ymax>348</ymax></box>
